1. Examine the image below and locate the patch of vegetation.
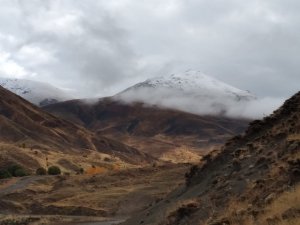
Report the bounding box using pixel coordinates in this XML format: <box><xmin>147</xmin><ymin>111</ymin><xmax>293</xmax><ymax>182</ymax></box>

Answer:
<box><xmin>14</xmin><ymin>168</ymin><xmax>27</xmax><ymax>177</ymax></box>
<box><xmin>7</xmin><ymin>165</ymin><xmax>26</xmax><ymax>177</ymax></box>
<box><xmin>48</xmin><ymin>166</ymin><xmax>61</xmax><ymax>175</ymax></box>
<box><xmin>0</xmin><ymin>169</ymin><xmax>12</xmax><ymax>179</ymax></box>
<box><xmin>0</xmin><ymin>217</ymin><xmax>40</xmax><ymax>225</ymax></box>
<box><xmin>0</xmin><ymin>164</ymin><xmax>29</xmax><ymax>179</ymax></box>
<box><xmin>79</xmin><ymin>167</ymin><xmax>84</xmax><ymax>174</ymax></box>
<box><xmin>35</xmin><ymin>167</ymin><xmax>47</xmax><ymax>175</ymax></box>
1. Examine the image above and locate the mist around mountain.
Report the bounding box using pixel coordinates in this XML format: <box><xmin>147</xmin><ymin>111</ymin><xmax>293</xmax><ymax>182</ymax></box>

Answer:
<box><xmin>1</xmin><ymin>71</ymin><xmax>284</xmax><ymax>119</ymax></box>
<box><xmin>115</xmin><ymin>71</ymin><xmax>284</xmax><ymax>119</ymax></box>
<box><xmin>0</xmin><ymin>78</ymin><xmax>73</xmax><ymax>106</ymax></box>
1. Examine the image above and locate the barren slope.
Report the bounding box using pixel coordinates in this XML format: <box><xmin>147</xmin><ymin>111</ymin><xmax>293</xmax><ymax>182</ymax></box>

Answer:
<box><xmin>44</xmin><ymin>98</ymin><xmax>249</xmax><ymax>162</ymax></box>
<box><xmin>0</xmin><ymin>86</ymin><xmax>151</xmax><ymax>170</ymax></box>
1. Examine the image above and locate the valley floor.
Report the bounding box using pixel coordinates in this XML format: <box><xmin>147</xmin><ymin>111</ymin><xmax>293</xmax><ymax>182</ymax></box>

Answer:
<box><xmin>0</xmin><ymin>163</ymin><xmax>190</xmax><ymax>225</ymax></box>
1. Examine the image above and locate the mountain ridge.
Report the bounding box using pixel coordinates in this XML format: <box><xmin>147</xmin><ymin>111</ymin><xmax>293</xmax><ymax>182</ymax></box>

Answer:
<box><xmin>43</xmin><ymin>97</ymin><xmax>250</xmax><ymax>162</ymax></box>
<box><xmin>0</xmin><ymin>77</ymin><xmax>73</xmax><ymax>106</ymax></box>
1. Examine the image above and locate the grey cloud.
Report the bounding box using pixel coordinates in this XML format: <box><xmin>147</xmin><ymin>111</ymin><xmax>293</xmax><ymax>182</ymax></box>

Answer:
<box><xmin>114</xmin><ymin>86</ymin><xmax>285</xmax><ymax>119</ymax></box>
<box><xmin>0</xmin><ymin>0</ymin><xmax>143</xmax><ymax>97</ymax></box>
<box><xmin>0</xmin><ymin>0</ymin><xmax>299</xmax><ymax>100</ymax></box>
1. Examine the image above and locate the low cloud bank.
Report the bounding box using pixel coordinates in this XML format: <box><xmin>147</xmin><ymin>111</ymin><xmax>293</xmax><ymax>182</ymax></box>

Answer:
<box><xmin>114</xmin><ymin>87</ymin><xmax>285</xmax><ymax>119</ymax></box>
<box><xmin>226</xmin><ymin>97</ymin><xmax>285</xmax><ymax>119</ymax></box>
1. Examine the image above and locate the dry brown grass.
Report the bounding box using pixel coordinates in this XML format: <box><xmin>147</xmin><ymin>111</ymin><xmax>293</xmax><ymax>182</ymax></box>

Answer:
<box><xmin>0</xmin><ymin>163</ymin><xmax>189</xmax><ymax>218</ymax></box>
<box><xmin>0</xmin><ymin>142</ymin><xmax>136</xmax><ymax>175</ymax></box>
<box><xmin>103</xmin><ymin>133</ymin><xmax>213</xmax><ymax>163</ymax></box>
<box><xmin>160</xmin><ymin>147</ymin><xmax>202</xmax><ymax>163</ymax></box>
<box><xmin>208</xmin><ymin>185</ymin><xmax>300</xmax><ymax>225</ymax></box>
<box><xmin>287</xmin><ymin>134</ymin><xmax>300</xmax><ymax>141</ymax></box>
<box><xmin>258</xmin><ymin>185</ymin><xmax>300</xmax><ymax>225</ymax></box>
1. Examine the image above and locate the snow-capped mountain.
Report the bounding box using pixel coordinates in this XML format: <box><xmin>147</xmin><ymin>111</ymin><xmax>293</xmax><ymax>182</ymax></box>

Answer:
<box><xmin>115</xmin><ymin>70</ymin><xmax>256</xmax><ymax>117</ymax></box>
<box><xmin>0</xmin><ymin>78</ymin><xmax>73</xmax><ymax>106</ymax></box>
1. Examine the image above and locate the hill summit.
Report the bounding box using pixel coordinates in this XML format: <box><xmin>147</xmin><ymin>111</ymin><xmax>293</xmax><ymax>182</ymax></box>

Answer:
<box><xmin>116</xmin><ymin>70</ymin><xmax>255</xmax><ymax>117</ymax></box>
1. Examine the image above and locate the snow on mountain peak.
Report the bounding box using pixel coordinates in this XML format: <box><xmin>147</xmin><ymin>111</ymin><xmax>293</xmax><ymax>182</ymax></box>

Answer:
<box><xmin>115</xmin><ymin>71</ymin><xmax>257</xmax><ymax>118</ymax></box>
<box><xmin>140</xmin><ymin>70</ymin><xmax>253</xmax><ymax>98</ymax></box>
<box><xmin>0</xmin><ymin>78</ymin><xmax>73</xmax><ymax>106</ymax></box>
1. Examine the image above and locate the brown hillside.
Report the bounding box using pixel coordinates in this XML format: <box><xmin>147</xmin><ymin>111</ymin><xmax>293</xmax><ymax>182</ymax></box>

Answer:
<box><xmin>44</xmin><ymin>98</ymin><xmax>250</xmax><ymax>161</ymax></box>
<box><xmin>122</xmin><ymin>92</ymin><xmax>300</xmax><ymax>225</ymax></box>
<box><xmin>0</xmin><ymin>86</ymin><xmax>151</xmax><ymax>169</ymax></box>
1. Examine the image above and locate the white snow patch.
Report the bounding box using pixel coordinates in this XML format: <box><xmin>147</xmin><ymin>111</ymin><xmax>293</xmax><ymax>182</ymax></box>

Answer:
<box><xmin>0</xmin><ymin>77</ymin><xmax>73</xmax><ymax>106</ymax></box>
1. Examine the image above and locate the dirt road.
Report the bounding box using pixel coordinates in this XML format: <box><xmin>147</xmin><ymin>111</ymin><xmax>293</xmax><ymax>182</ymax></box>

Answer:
<box><xmin>0</xmin><ymin>176</ymin><xmax>45</xmax><ymax>196</ymax></box>
<box><xmin>67</xmin><ymin>219</ymin><xmax>125</xmax><ymax>225</ymax></box>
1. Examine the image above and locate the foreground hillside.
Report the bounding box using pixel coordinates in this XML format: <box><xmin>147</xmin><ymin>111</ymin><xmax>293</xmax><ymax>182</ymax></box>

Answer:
<box><xmin>44</xmin><ymin>98</ymin><xmax>249</xmax><ymax>162</ymax></box>
<box><xmin>122</xmin><ymin>92</ymin><xmax>300</xmax><ymax>225</ymax></box>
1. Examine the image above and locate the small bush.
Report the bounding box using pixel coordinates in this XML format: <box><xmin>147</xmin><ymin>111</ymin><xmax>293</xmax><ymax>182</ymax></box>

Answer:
<box><xmin>36</xmin><ymin>167</ymin><xmax>47</xmax><ymax>175</ymax></box>
<box><xmin>79</xmin><ymin>167</ymin><xmax>84</xmax><ymax>174</ymax></box>
<box><xmin>7</xmin><ymin>164</ymin><xmax>28</xmax><ymax>177</ymax></box>
<box><xmin>14</xmin><ymin>168</ymin><xmax>28</xmax><ymax>177</ymax></box>
<box><xmin>7</xmin><ymin>164</ymin><xmax>22</xmax><ymax>176</ymax></box>
<box><xmin>48</xmin><ymin>166</ymin><xmax>61</xmax><ymax>175</ymax></box>
<box><xmin>104</xmin><ymin>157</ymin><xmax>112</xmax><ymax>162</ymax></box>
<box><xmin>0</xmin><ymin>217</ymin><xmax>40</xmax><ymax>225</ymax></box>
<box><xmin>0</xmin><ymin>169</ymin><xmax>12</xmax><ymax>179</ymax></box>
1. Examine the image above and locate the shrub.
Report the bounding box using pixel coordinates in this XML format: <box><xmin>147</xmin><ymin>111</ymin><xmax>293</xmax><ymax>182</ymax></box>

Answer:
<box><xmin>36</xmin><ymin>167</ymin><xmax>47</xmax><ymax>175</ymax></box>
<box><xmin>14</xmin><ymin>168</ymin><xmax>28</xmax><ymax>177</ymax></box>
<box><xmin>79</xmin><ymin>167</ymin><xmax>84</xmax><ymax>174</ymax></box>
<box><xmin>7</xmin><ymin>164</ymin><xmax>28</xmax><ymax>177</ymax></box>
<box><xmin>7</xmin><ymin>164</ymin><xmax>21</xmax><ymax>176</ymax></box>
<box><xmin>48</xmin><ymin>166</ymin><xmax>61</xmax><ymax>175</ymax></box>
<box><xmin>0</xmin><ymin>217</ymin><xmax>40</xmax><ymax>224</ymax></box>
<box><xmin>0</xmin><ymin>169</ymin><xmax>12</xmax><ymax>179</ymax></box>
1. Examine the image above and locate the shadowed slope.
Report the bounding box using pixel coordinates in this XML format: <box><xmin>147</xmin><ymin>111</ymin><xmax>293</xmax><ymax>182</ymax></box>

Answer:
<box><xmin>44</xmin><ymin>98</ymin><xmax>250</xmax><ymax>161</ymax></box>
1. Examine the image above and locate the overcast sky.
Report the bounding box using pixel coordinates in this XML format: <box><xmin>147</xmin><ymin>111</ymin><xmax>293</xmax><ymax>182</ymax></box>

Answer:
<box><xmin>0</xmin><ymin>0</ymin><xmax>299</xmax><ymax>98</ymax></box>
